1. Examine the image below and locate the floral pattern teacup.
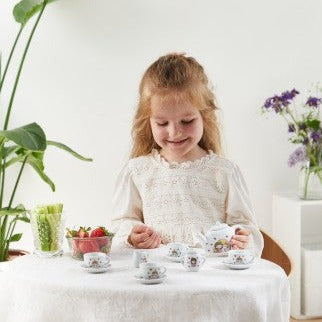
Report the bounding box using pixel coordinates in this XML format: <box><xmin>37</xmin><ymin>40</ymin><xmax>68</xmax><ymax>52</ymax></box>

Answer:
<box><xmin>139</xmin><ymin>262</ymin><xmax>166</xmax><ymax>279</ymax></box>
<box><xmin>83</xmin><ymin>252</ymin><xmax>110</xmax><ymax>268</ymax></box>
<box><xmin>227</xmin><ymin>249</ymin><xmax>254</xmax><ymax>265</ymax></box>
<box><xmin>167</xmin><ymin>242</ymin><xmax>188</xmax><ymax>258</ymax></box>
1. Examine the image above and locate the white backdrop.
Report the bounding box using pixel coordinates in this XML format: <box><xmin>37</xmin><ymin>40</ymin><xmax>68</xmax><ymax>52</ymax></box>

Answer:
<box><xmin>1</xmin><ymin>0</ymin><xmax>321</xmax><ymax>252</ymax></box>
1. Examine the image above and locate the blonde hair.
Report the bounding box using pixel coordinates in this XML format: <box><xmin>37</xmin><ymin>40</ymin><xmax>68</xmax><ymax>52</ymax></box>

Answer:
<box><xmin>130</xmin><ymin>53</ymin><xmax>222</xmax><ymax>158</ymax></box>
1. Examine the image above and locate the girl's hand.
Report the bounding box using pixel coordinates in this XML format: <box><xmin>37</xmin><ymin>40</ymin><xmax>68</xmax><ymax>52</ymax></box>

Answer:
<box><xmin>230</xmin><ymin>228</ymin><xmax>250</xmax><ymax>250</ymax></box>
<box><xmin>128</xmin><ymin>224</ymin><xmax>161</xmax><ymax>249</ymax></box>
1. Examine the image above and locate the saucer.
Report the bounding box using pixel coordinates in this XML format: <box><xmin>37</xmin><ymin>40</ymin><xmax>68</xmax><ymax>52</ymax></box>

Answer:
<box><xmin>206</xmin><ymin>251</ymin><xmax>228</xmax><ymax>257</ymax></box>
<box><xmin>80</xmin><ymin>262</ymin><xmax>111</xmax><ymax>273</ymax></box>
<box><xmin>134</xmin><ymin>274</ymin><xmax>167</xmax><ymax>284</ymax></box>
<box><xmin>165</xmin><ymin>254</ymin><xmax>182</xmax><ymax>262</ymax></box>
<box><xmin>222</xmin><ymin>259</ymin><xmax>253</xmax><ymax>270</ymax></box>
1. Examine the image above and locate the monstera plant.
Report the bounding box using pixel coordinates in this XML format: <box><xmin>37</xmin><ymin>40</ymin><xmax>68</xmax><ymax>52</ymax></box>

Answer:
<box><xmin>0</xmin><ymin>0</ymin><xmax>92</xmax><ymax>261</ymax></box>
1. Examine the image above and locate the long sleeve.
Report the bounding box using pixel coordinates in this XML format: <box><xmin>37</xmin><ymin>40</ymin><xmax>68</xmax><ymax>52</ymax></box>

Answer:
<box><xmin>225</xmin><ymin>163</ymin><xmax>264</xmax><ymax>257</ymax></box>
<box><xmin>111</xmin><ymin>162</ymin><xmax>144</xmax><ymax>248</ymax></box>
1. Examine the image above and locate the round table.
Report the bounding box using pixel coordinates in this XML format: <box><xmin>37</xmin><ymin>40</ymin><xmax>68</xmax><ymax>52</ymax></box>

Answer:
<box><xmin>0</xmin><ymin>247</ymin><xmax>290</xmax><ymax>322</ymax></box>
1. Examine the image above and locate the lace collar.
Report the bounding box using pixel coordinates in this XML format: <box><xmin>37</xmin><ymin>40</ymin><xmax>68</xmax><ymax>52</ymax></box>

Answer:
<box><xmin>151</xmin><ymin>149</ymin><xmax>215</xmax><ymax>169</ymax></box>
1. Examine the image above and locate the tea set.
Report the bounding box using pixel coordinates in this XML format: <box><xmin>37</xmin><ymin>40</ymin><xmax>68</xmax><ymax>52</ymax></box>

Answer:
<box><xmin>80</xmin><ymin>222</ymin><xmax>255</xmax><ymax>279</ymax></box>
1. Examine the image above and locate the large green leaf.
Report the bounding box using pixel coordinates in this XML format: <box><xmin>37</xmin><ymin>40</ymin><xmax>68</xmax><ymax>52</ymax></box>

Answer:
<box><xmin>47</xmin><ymin>140</ymin><xmax>93</xmax><ymax>161</ymax></box>
<box><xmin>27</xmin><ymin>152</ymin><xmax>45</xmax><ymax>171</ymax></box>
<box><xmin>13</xmin><ymin>0</ymin><xmax>57</xmax><ymax>25</ymax></box>
<box><xmin>28</xmin><ymin>159</ymin><xmax>55</xmax><ymax>191</ymax></box>
<box><xmin>4</xmin><ymin>155</ymin><xmax>22</xmax><ymax>168</ymax></box>
<box><xmin>0</xmin><ymin>208</ymin><xmax>26</xmax><ymax>216</ymax></box>
<box><xmin>3</xmin><ymin>151</ymin><xmax>55</xmax><ymax>191</ymax></box>
<box><xmin>0</xmin><ymin>123</ymin><xmax>46</xmax><ymax>151</ymax></box>
<box><xmin>16</xmin><ymin>216</ymin><xmax>30</xmax><ymax>223</ymax></box>
<box><xmin>307</xmin><ymin>119</ymin><xmax>320</xmax><ymax>131</ymax></box>
<box><xmin>3</xmin><ymin>146</ymin><xmax>43</xmax><ymax>162</ymax></box>
<box><xmin>3</xmin><ymin>145</ymin><xmax>21</xmax><ymax>158</ymax></box>
<box><xmin>9</xmin><ymin>233</ymin><xmax>22</xmax><ymax>242</ymax></box>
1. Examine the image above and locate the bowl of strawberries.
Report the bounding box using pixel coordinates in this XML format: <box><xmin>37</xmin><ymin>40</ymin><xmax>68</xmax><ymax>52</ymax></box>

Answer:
<box><xmin>66</xmin><ymin>226</ymin><xmax>115</xmax><ymax>260</ymax></box>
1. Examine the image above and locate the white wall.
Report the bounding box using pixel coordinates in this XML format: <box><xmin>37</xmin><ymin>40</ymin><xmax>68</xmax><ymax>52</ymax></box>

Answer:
<box><xmin>1</xmin><ymin>0</ymin><xmax>321</xmax><ymax>252</ymax></box>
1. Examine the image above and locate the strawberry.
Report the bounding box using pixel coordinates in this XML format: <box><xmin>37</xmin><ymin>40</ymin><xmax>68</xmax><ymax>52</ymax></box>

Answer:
<box><xmin>66</xmin><ymin>228</ymin><xmax>78</xmax><ymax>238</ymax></box>
<box><xmin>90</xmin><ymin>227</ymin><xmax>108</xmax><ymax>238</ymax></box>
<box><xmin>90</xmin><ymin>226</ymin><xmax>111</xmax><ymax>247</ymax></box>
<box><xmin>78</xmin><ymin>239</ymin><xmax>100</xmax><ymax>254</ymax></box>
<box><xmin>76</xmin><ymin>226</ymin><xmax>91</xmax><ymax>238</ymax></box>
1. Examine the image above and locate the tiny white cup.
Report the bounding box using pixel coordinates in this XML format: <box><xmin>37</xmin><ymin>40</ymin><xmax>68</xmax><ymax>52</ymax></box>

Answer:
<box><xmin>227</xmin><ymin>249</ymin><xmax>254</xmax><ymax>265</ymax></box>
<box><xmin>139</xmin><ymin>262</ymin><xmax>166</xmax><ymax>279</ymax></box>
<box><xmin>181</xmin><ymin>249</ymin><xmax>205</xmax><ymax>272</ymax></box>
<box><xmin>167</xmin><ymin>242</ymin><xmax>188</xmax><ymax>258</ymax></box>
<box><xmin>133</xmin><ymin>250</ymin><xmax>149</xmax><ymax>268</ymax></box>
<box><xmin>83</xmin><ymin>252</ymin><xmax>110</xmax><ymax>268</ymax></box>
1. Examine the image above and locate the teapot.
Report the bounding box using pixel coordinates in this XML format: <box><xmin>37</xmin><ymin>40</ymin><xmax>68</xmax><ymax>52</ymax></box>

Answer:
<box><xmin>195</xmin><ymin>221</ymin><xmax>241</xmax><ymax>256</ymax></box>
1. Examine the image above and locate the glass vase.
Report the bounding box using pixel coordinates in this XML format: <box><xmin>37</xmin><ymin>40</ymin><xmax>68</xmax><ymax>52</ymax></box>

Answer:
<box><xmin>299</xmin><ymin>161</ymin><xmax>322</xmax><ymax>200</ymax></box>
<box><xmin>30</xmin><ymin>211</ymin><xmax>65</xmax><ymax>257</ymax></box>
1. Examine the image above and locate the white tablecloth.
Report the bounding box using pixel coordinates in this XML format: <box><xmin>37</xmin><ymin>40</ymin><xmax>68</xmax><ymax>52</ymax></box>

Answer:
<box><xmin>0</xmin><ymin>247</ymin><xmax>290</xmax><ymax>322</ymax></box>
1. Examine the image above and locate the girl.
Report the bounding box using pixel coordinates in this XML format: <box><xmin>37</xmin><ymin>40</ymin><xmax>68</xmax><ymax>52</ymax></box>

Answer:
<box><xmin>111</xmin><ymin>53</ymin><xmax>263</xmax><ymax>257</ymax></box>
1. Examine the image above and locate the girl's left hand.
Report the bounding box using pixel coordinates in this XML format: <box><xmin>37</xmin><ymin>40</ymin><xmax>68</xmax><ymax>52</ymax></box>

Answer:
<box><xmin>230</xmin><ymin>228</ymin><xmax>250</xmax><ymax>249</ymax></box>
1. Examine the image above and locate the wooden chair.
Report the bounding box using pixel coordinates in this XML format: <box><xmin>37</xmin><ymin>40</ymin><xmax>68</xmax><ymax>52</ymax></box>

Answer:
<box><xmin>260</xmin><ymin>229</ymin><xmax>292</xmax><ymax>276</ymax></box>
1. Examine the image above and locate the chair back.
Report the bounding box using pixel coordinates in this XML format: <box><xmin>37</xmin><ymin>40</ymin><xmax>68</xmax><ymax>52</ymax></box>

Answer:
<box><xmin>260</xmin><ymin>229</ymin><xmax>292</xmax><ymax>276</ymax></box>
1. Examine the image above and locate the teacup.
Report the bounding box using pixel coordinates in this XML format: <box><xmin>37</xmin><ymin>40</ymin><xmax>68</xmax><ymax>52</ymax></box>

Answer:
<box><xmin>139</xmin><ymin>262</ymin><xmax>166</xmax><ymax>280</ymax></box>
<box><xmin>227</xmin><ymin>249</ymin><xmax>254</xmax><ymax>265</ymax></box>
<box><xmin>181</xmin><ymin>249</ymin><xmax>205</xmax><ymax>272</ymax></box>
<box><xmin>167</xmin><ymin>242</ymin><xmax>188</xmax><ymax>258</ymax></box>
<box><xmin>83</xmin><ymin>252</ymin><xmax>111</xmax><ymax>268</ymax></box>
<box><xmin>133</xmin><ymin>250</ymin><xmax>149</xmax><ymax>268</ymax></box>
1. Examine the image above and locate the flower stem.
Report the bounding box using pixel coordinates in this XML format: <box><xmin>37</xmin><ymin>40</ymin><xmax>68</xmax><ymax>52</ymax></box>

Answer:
<box><xmin>303</xmin><ymin>167</ymin><xmax>311</xmax><ymax>199</ymax></box>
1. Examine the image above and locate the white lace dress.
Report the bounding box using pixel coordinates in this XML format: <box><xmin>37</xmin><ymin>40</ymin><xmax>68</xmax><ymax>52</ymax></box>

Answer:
<box><xmin>111</xmin><ymin>150</ymin><xmax>263</xmax><ymax>257</ymax></box>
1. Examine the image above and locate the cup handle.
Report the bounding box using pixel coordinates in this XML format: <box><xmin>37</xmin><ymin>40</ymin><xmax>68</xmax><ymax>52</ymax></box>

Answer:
<box><xmin>200</xmin><ymin>257</ymin><xmax>205</xmax><ymax>265</ymax></box>
<box><xmin>160</xmin><ymin>266</ymin><xmax>166</xmax><ymax>275</ymax></box>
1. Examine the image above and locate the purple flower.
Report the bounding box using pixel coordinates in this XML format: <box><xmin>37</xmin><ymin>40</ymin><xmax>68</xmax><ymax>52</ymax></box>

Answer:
<box><xmin>281</xmin><ymin>89</ymin><xmax>299</xmax><ymax>106</ymax></box>
<box><xmin>303</xmin><ymin>137</ymin><xmax>309</xmax><ymax>145</ymax></box>
<box><xmin>311</xmin><ymin>131</ymin><xmax>321</xmax><ymax>142</ymax></box>
<box><xmin>271</xmin><ymin>96</ymin><xmax>283</xmax><ymax>113</ymax></box>
<box><xmin>263</xmin><ymin>89</ymin><xmax>299</xmax><ymax>113</ymax></box>
<box><xmin>299</xmin><ymin>122</ymin><xmax>306</xmax><ymax>130</ymax></box>
<box><xmin>263</xmin><ymin>95</ymin><xmax>283</xmax><ymax>112</ymax></box>
<box><xmin>291</xmin><ymin>89</ymin><xmax>300</xmax><ymax>97</ymax></box>
<box><xmin>288</xmin><ymin>146</ymin><xmax>308</xmax><ymax>167</ymax></box>
<box><xmin>264</xmin><ymin>98</ymin><xmax>272</xmax><ymax>109</ymax></box>
<box><xmin>288</xmin><ymin>123</ymin><xmax>296</xmax><ymax>132</ymax></box>
<box><xmin>281</xmin><ymin>93</ymin><xmax>291</xmax><ymax>106</ymax></box>
<box><xmin>305</xmin><ymin>97</ymin><xmax>321</xmax><ymax>108</ymax></box>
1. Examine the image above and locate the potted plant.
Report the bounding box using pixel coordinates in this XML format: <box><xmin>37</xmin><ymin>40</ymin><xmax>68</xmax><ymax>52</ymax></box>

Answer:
<box><xmin>0</xmin><ymin>0</ymin><xmax>92</xmax><ymax>261</ymax></box>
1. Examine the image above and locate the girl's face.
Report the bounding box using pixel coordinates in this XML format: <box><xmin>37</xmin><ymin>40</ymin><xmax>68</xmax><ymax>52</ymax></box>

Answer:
<box><xmin>150</xmin><ymin>95</ymin><xmax>205</xmax><ymax>162</ymax></box>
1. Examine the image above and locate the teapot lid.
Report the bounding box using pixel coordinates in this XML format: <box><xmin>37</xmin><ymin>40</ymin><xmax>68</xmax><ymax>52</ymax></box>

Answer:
<box><xmin>186</xmin><ymin>248</ymin><xmax>198</xmax><ymax>254</ymax></box>
<box><xmin>210</xmin><ymin>221</ymin><xmax>229</xmax><ymax>231</ymax></box>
